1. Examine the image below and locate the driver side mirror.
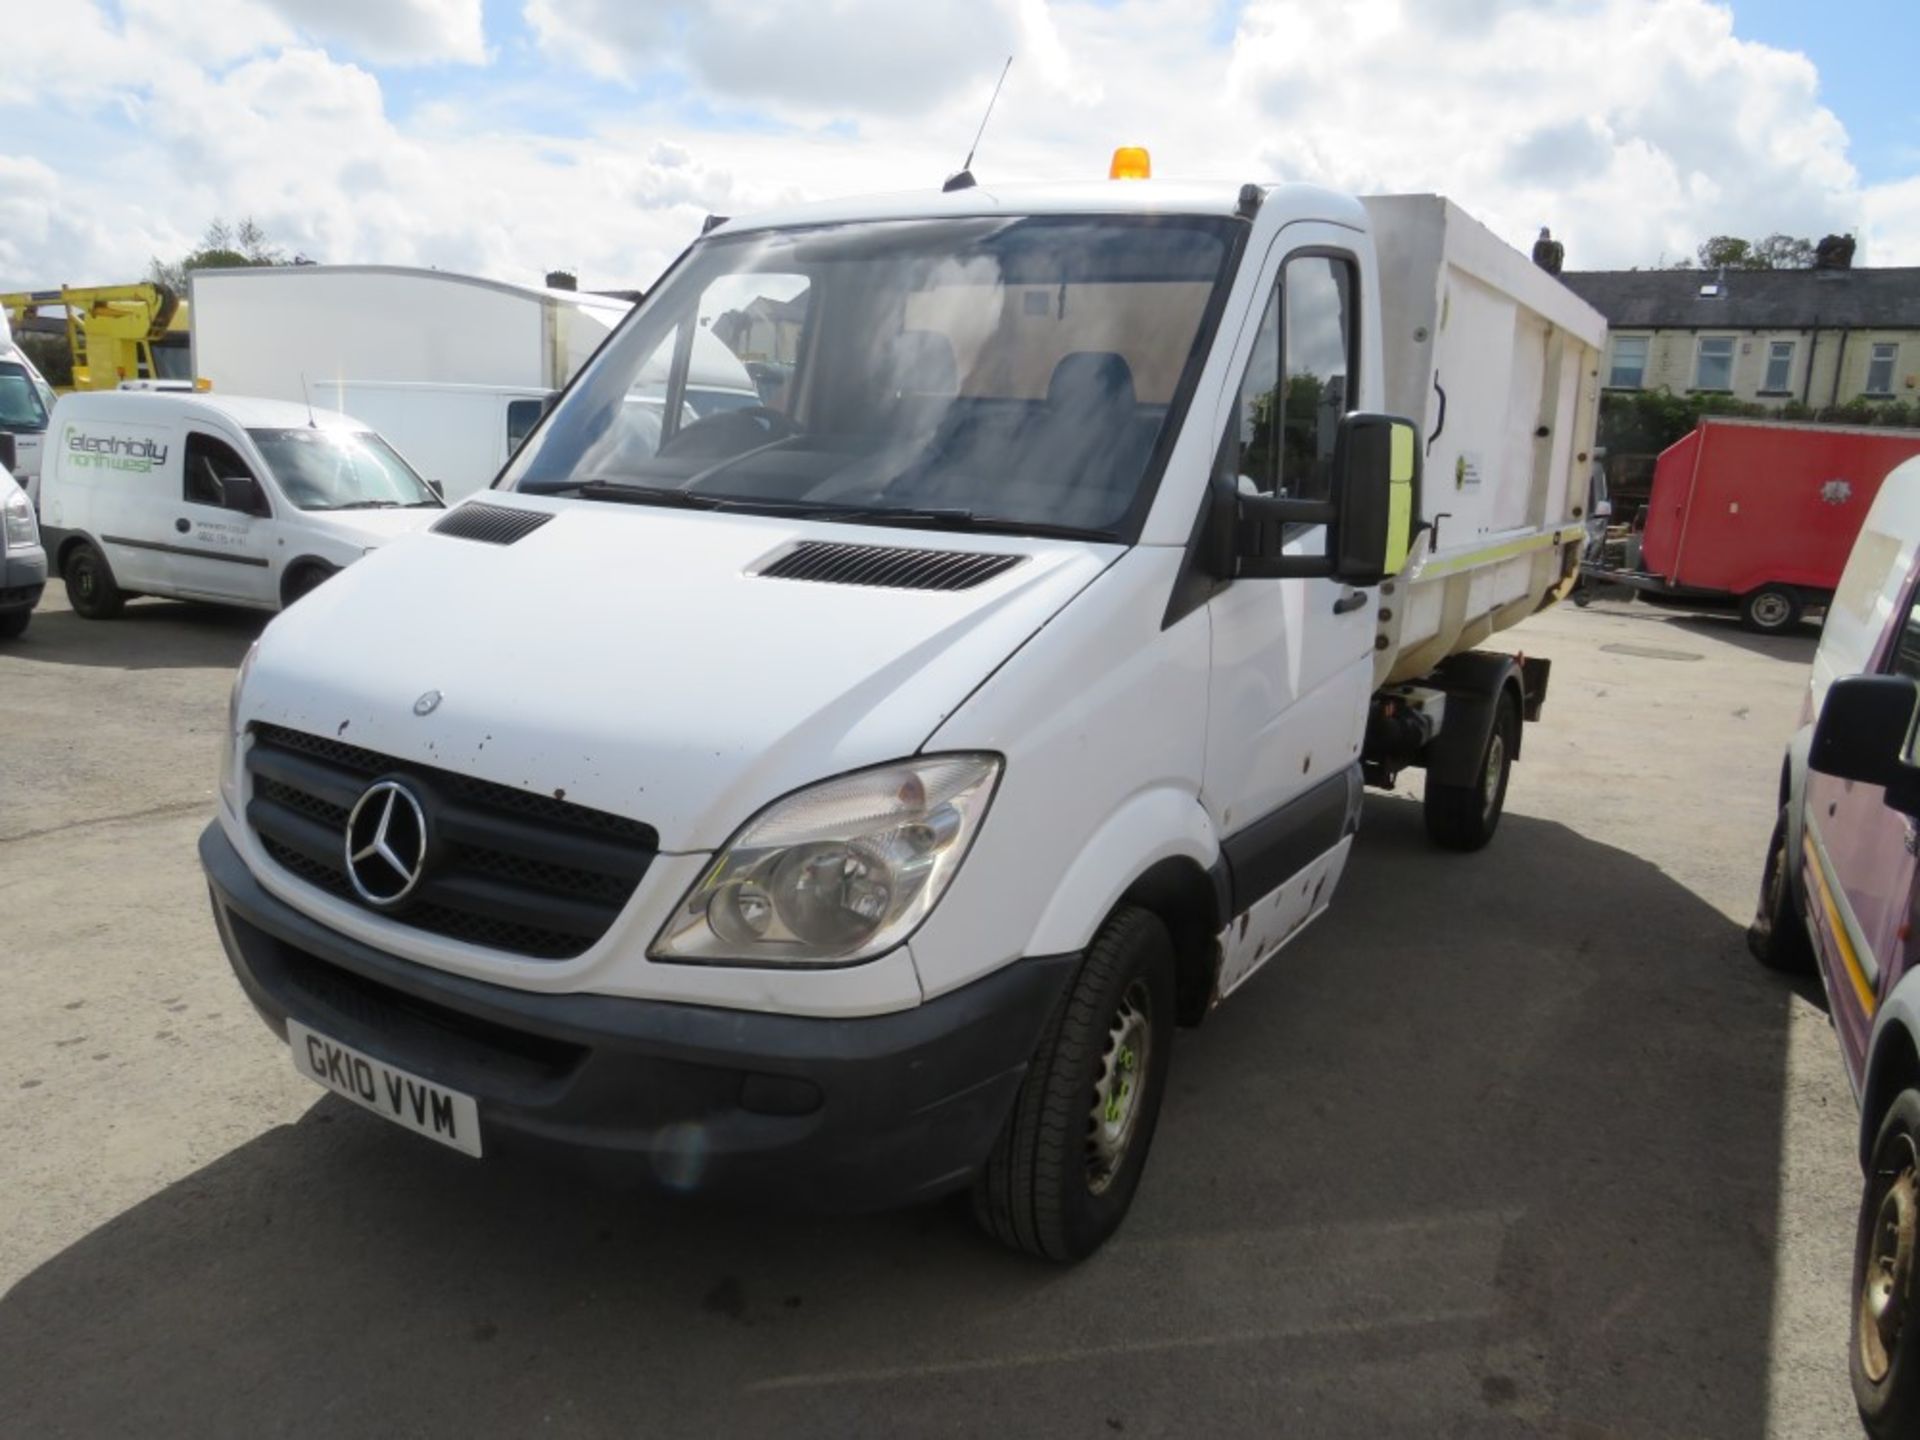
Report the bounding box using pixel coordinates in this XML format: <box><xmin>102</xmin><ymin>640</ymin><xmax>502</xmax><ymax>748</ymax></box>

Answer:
<box><xmin>1811</xmin><ymin>675</ymin><xmax>1920</xmax><ymax>818</ymax></box>
<box><xmin>1220</xmin><ymin>412</ymin><xmax>1420</xmax><ymax>585</ymax></box>
<box><xmin>220</xmin><ymin>475</ymin><xmax>269</xmax><ymax>517</ymax></box>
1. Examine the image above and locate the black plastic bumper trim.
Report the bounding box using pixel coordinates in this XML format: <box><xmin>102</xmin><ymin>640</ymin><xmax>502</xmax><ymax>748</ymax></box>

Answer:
<box><xmin>200</xmin><ymin>822</ymin><xmax>1076</xmax><ymax>1210</ymax></box>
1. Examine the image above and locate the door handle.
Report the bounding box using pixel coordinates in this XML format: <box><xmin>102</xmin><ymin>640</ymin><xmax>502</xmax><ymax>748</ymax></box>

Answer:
<box><xmin>1332</xmin><ymin>588</ymin><xmax>1369</xmax><ymax>616</ymax></box>
<box><xmin>175</xmin><ymin>518</ymin><xmax>191</xmax><ymax>534</ymax></box>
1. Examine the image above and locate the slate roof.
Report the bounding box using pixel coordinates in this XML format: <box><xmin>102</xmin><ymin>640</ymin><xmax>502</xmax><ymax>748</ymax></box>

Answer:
<box><xmin>1560</xmin><ymin>266</ymin><xmax>1920</xmax><ymax>331</ymax></box>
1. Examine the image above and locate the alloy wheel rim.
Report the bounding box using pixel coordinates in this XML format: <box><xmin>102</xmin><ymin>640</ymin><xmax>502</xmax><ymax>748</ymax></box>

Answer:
<box><xmin>1860</xmin><ymin>1150</ymin><xmax>1918</xmax><ymax>1384</ymax></box>
<box><xmin>1087</xmin><ymin>979</ymin><xmax>1153</xmax><ymax>1195</ymax></box>
<box><xmin>1482</xmin><ymin>731</ymin><xmax>1506</xmax><ymax>820</ymax></box>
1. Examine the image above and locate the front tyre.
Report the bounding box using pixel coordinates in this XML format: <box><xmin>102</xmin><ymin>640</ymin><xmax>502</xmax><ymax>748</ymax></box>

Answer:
<box><xmin>1852</xmin><ymin>1090</ymin><xmax>1920</xmax><ymax>1438</ymax></box>
<box><xmin>63</xmin><ymin>540</ymin><xmax>125</xmax><ymax>619</ymax></box>
<box><xmin>1424</xmin><ymin>697</ymin><xmax>1517</xmax><ymax>852</ymax></box>
<box><xmin>0</xmin><ymin>608</ymin><xmax>28</xmax><ymax>639</ymax></box>
<box><xmin>1747</xmin><ymin>807</ymin><xmax>1817</xmax><ymax>974</ymax></box>
<box><xmin>973</xmin><ymin>906</ymin><xmax>1175</xmax><ymax>1262</ymax></box>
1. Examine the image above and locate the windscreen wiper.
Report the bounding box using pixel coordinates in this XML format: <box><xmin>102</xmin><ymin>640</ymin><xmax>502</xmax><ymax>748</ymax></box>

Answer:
<box><xmin>806</xmin><ymin>506</ymin><xmax>1119</xmax><ymax>542</ymax></box>
<box><xmin>325</xmin><ymin>500</ymin><xmax>402</xmax><ymax>510</ymax></box>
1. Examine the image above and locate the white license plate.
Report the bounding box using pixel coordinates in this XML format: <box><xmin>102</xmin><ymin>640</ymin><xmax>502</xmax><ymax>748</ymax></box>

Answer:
<box><xmin>288</xmin><ymin>1020</ymin><xmax>483</xmax><ymax>1157</ymax></box>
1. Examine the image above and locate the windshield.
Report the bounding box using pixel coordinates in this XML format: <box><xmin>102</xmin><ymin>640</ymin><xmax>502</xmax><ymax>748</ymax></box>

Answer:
<box><xmin>506</xmin><ymin>215</ymin><xmax>1239</xmax><ymax>539</ymax></box>
<box><xmin>248</xmin><ymin>428</ymin><xmax>442</xmax><ymax>511</ymax></box>
<box><xmin>0</xmin><ymin>362</ymin><xmax>49</xmax><ymax>432</ymax></box>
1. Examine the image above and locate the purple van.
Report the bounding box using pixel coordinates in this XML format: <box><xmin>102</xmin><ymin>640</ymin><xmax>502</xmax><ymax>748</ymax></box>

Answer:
<box><xmin>1751</xmin><ymin>458</ymin><xmax>1920</xmax><ymax>1436</ymax></box>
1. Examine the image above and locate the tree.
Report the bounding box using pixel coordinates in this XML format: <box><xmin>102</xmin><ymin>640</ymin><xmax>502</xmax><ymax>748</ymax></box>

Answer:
<box><xmin>148</xmin><ymin>216</ymin><xmax>287</xmax><ymax>293</ymax></box>
<box><xmin>1681</xmin><ymin>233</ymin><xmax>1816</xmax><ymax>271</ymax></box>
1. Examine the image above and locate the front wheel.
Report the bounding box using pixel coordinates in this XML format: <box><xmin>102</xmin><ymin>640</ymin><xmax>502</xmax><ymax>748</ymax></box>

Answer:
<box><xmin>63</xmin><ymin>541</ymin><xmax>125</xmax><ymax>619</ymax></box>
<box><xmin>1852</xmin><ymin>1090</ymin><xmax>1920</xmax><ymax>1438</ymax></box>
<box><xmin>1424</xmin><ymin>698</ymin><xmax>1516</xmax><ymax>852</ymax></box>
<box><xmin>973</xmin><ymin>906</ymin><xmax>1176</xmax><ymax>1262</ymax></box>
<box><xmin>1747</xmin><ymin>807</ymin><xmax>1817</xmax><ymax>973</ymax></box>
<box><xmin>1741</xmin><ymin>585</ymin><xmax>1803</xmax><ymax>633</ymax></box>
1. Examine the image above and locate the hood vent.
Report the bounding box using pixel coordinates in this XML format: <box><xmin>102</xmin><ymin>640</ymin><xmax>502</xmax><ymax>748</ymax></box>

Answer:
<box><xmin>432</xmin><ymin>503</ymin><xmax>554</xmax><ymax>545</ymax></box>
<box><xmin>760</xmin><ymin>541</ymin><xmax>1025</xmax><ymax>592</ymax></box>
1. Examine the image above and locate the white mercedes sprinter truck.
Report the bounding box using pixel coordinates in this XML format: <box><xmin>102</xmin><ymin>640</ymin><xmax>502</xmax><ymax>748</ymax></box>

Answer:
<box><xmin>201</xmin><ymin>171</ymin><xmax>1603</xmax><ymax>1260</ymax></box>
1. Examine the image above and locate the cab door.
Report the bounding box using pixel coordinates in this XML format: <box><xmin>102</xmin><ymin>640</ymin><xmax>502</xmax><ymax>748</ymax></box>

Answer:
<box><xmin>1203</xmin><ymin>227</ymin><xmax>1375</xmax><ymax>993</ymax></box>
<box><xmin>1807</xmin><ymin>567</ymin><xmax>1920</xmax><ymax>1083</ymax></box>
<box><xmin>170</xmin><ymin>427</ymin><xmax>278</xmax><ymax>604</ymax></box>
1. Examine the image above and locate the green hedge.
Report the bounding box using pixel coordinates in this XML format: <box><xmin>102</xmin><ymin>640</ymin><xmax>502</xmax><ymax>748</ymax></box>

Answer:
<box><xmin>1600</xmin><ymin>390</ymin><xmax>1920</xmax><ymax>456</ymax></box>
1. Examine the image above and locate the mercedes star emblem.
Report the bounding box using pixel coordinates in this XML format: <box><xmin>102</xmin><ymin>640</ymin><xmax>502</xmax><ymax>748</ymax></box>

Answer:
<box><xmin>344</xmin><ymin>780</ymin><xmax>429</xmax><ymax>907</ymax></box>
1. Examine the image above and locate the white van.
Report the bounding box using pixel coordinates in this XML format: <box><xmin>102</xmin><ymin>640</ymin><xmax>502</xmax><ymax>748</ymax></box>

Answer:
<box><xmin>0</xmin><ymin>469</ymin><xmax>45</xmax><ymax>639</ymax></box>
<box><xmin>201</xmin><ymin>174</ymin><xmax>1601</xmax><ymax>1261</ymax></box>
<box><xmin>0</xmin><ymin>316</ymin><xmax>56</xmax><ymax>503</ymax></box>
<box><xmin>39</xmin><ymin>391</ymin><xmax>444</xmax><ymax>617</ymax></box>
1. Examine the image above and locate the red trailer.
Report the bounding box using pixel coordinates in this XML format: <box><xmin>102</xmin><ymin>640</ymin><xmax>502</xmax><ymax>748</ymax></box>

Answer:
<box><xmin>1601</xmin><ymin>418</ymin><xmax>1920</xmax><ymax>632</ymax></box>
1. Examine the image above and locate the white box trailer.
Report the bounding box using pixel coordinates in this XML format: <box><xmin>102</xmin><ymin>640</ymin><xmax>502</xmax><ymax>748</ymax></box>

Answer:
<box><xmin>1364</xmin><ymin>195</ymin><xmax>1604</xmax><ymax>687</ymax></box>
<box><xmin>189</xmin><ymin>266</ymin><xmax>636</xmax><ymax>498</ymax></box>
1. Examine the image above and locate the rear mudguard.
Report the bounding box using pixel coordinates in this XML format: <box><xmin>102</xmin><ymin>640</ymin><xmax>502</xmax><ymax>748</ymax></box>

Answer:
<box><xmin>1423</xmin><ymin>651</ymin><xmax>1527</xmax><ymax>788</ymax></box>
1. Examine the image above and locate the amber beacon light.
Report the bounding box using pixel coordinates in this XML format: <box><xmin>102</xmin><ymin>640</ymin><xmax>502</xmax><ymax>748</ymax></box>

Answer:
<box><xmin>1108</xmin><ymin>146</ymin><xmax>1152</xmax><ymax>180</ymax></box>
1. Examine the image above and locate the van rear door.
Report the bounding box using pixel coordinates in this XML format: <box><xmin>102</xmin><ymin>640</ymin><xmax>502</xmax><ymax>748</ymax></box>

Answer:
<box><xmin>73</xmin><ymin>413</ymin><xmax>177</xmax><ymax>593</ymax></box>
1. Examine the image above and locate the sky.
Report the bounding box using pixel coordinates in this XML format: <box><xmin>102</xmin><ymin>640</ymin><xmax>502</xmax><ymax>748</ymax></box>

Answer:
<box><xmin>1</xmin><ymin>0</ymin><xmax>1915</xmax><ymax>294</ymax></box>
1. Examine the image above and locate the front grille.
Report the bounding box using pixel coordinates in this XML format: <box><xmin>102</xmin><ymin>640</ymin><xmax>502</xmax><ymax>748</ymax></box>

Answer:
<box><xmin>431</xmin><ymin>503</ymin><xmax>554</xmax><ymax>545</ymax></box>
<box><xmin>245</xmin><ymin>724</ymin><xmax>657</xmax><ymax>961</ymax></box>
<box><xmin>758</xmin><ymin>541</ymin><xmax>1025</xmax><ymax>592</ymax></box>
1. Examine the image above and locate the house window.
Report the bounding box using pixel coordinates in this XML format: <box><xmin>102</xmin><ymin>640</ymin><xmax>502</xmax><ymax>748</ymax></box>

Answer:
<box><xmin>1694</xmin><ymin>336</ymin><xmax>1735</xmax><ymax>392</ymax></box>
<box><xmin>1762</xmin><ymin>340</ymin><xmax>1795</xmax><ymax>394</ymax></box>
<box><xmin>1867</xmin><ymin>343</ymin><xmax>1899</xmax><ymax>397</ymax></box>
<box><xmin>1608</xmin><ymin>336</ymin><xmax>1648</xmax><ymax>389</ymax></box>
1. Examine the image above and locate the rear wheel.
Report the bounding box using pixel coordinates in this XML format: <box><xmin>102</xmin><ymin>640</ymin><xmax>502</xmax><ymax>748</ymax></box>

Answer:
<box><xmin>1740</xmin><ymin>585</ymin><xmax>1802</xmax><ymax>633</ymax></box>
<box><xmin>1424</xmin><ymin>697</ymin><xmax>1517</xmax><ymax>852</ymax></box>
<box><xmin>0</xmin><ymin>608</ymin><xmax>28</xmax><ymax>639</ymax></box>
<box><xmin>1747</xmin><ymin>807</ymin><xmax>1817</xmax><ymax>973</ymax></box>
<box><xmin>63</xmin><ymin>541</ymin><xmax>125</xmax><ymax>619</ymax></box>
<box><xmin>1852</xmin><ymin>1090</ymin><xmax>1920</xmax><ymax>1438</ymax></box>
<box><xmin>973</xmin><ymin>906</ymin><xmax>1176</xmax><ymax>1262</ymax></box>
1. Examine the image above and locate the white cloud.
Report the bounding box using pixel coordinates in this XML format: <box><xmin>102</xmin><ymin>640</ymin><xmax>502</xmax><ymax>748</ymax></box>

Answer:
<box><xmin>0</xmin><ymin>0</ymin><xmax>1908</xmax><ymax>296</ymax></box>
<box><xmin>523</xmin><ymin>0</ymin><xmax>1090</xmax><ymax>117</ymax></box>
<box><xmin>261</xmin><ymin>0</ymin><xmax>487</xmax><ymax>66</ymax></box>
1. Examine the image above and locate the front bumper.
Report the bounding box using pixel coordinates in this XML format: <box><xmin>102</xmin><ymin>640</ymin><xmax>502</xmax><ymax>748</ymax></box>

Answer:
<box><xmin>201</xmin><ymin>822</ymin><xmax>1074</xmax><ymax>1210</ymax></box>
<box><xmin>1</xmin><ymin>542</ymin><xmax>45</xmax><ymax>611</ymax></box>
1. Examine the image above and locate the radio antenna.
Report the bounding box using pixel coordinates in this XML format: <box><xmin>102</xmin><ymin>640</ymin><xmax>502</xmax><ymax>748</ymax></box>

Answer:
<box><xmin>299</xmin><ymin>371</ymin><xmax>317</xmax><ymax>428</ymax></box>
<box><xmin>944</xmin><ymin>55</ymin><xmax>1013</xmax><ymax>193</ymax></box>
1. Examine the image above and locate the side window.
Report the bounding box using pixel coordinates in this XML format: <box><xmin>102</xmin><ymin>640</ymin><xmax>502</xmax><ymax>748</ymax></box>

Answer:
<box><xmin>184</xmin><ymin>432</ymin><xmax>261</xmax><ymax>512</ymax></box>
<box><xmin>1887</xmin><ymin>588</ymin><xmax>1920</xmax><ymax>683</ymax></box>
<box><xmin>1279</xmin><ymin>254</ymin><xmax>1355</xmax><ymax>504</ymax></box>
<box><xmin>1228</xmin><ymin>289</ymin><xmax>1283</xmax><ymax>495</ymax></box>
<box><xmin>505</xmin><ymin>399</ymin><xmax>544</xmax><ymax>451</ymax></box>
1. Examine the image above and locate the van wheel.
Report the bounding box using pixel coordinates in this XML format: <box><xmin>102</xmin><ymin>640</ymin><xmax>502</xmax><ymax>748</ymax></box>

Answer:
<box><xmin>0</xmin><ymin>608</ymin><xmax>28</xmax><ymax>639</ymax></box>
<box><xmin>64</xmin><ymin>541</ymin><xmax>125</xmax><ymax>619</ymax></box>
<box><xmin>973</xmin><ymin>906</ymin><xmax>1175</xmax><ymax>1262</ymax></box>
<box><xmin>1424</xmin><ymin>697</ymin><xmax>1516</xmax><ymax>852</ymax></box>
<box><xmin>282</xmin><ymin>562</ymin><xmax>336</xmax><ymax>607</ymax></box>
<box><xmin>1747</xmin><ymin>807</ymin><xmax>1817</xmax><ymax>973</ymax></box>
<box><xmin>1852</xmin><ymin>1090</ymin><xmax>1920</xmax><ymax>1438</ymax></box>
<box><xmin>1741</xmin><ymin>585</ymin><xmax>1802</xmax><ymax>633</ymax></box>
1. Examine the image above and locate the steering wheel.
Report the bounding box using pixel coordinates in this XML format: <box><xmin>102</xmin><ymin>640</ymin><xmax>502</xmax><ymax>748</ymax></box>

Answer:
<box><xmin>656</xmin><ymin>404</ymin><xmax>800</xmax><ymax>461</ymax></box>
<box><xmin>726</xmin><ymin>405</ymin><xmax>801</xmax><ymax>439</ymax></box>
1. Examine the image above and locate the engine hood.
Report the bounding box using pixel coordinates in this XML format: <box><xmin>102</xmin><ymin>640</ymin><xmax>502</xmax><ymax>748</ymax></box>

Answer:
<box><xmin>297</xmin><ymin>505</ymin><xmax>443</xmax><ymax>548</ymax></box>
<box><xmin>242</xmin><ymin>496</ymin><xmax>1117</xmax><ymax>850</ymax></box>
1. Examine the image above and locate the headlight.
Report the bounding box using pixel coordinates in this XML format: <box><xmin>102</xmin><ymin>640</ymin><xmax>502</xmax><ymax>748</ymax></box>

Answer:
<box><xmin>218</xmin><ymin>643</ymin><xmax>259</xmax><ymax>813</ymax></box>
<box><xmin>2</xmin><ymin>489</ymin><xmax>34</xmax><ymax>548</ymax></box>
<box><xmin>652</xmin><ymin>754</ymin><xmax>1002</xmax><ymax>966</ymax></box>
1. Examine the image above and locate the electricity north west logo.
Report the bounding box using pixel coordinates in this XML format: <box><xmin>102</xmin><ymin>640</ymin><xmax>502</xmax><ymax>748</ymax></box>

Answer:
<box><xmin>65</xmin><ymin>426</ymin><xmax>168</xmax><ymax>473</ymax></box>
